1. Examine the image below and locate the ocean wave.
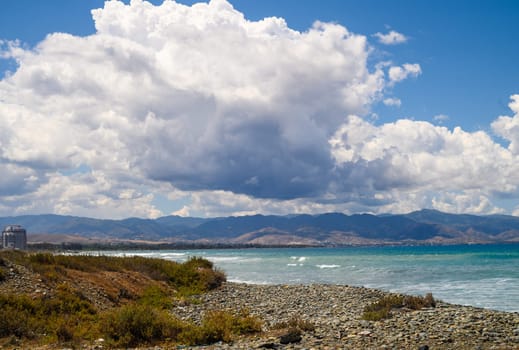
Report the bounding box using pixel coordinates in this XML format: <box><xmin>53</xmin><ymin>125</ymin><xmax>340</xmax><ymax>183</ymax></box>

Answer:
<box><xmin>316</xmin><ymin>264</ymin><xmax>341</xmax><ymax>269</ymax></box>
<box><xmin>228</xmin><ymin>278</ymin><xmax>270</xmax><ymax>285</ymax></box>
<box><xmin>290</xmin><ymin>256</ymin><xmax>306</xmax><ymax>262</ymax></box>
<box><xmin>205</xmin><ymin>256</ymin><xmax>241</xmax><ymax>262</ymax></box>
<box><xmin>159</xmin><ymin>253</ymin><xmax>188</xmax><ymax>261</ymax></box>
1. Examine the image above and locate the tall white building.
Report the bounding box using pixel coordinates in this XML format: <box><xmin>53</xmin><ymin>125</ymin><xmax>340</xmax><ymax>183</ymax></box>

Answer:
<box><xmin>2</xmin><ymin>225</ymin><xmax>27</xmax><ymax>250</ymax></box>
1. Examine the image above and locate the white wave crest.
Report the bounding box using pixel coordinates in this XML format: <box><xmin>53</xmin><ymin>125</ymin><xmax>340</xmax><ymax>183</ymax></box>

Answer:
<box><xmin>316</xmin><ymin>264</ymin><xmax>341</xmax><ymax>269</ymax></box>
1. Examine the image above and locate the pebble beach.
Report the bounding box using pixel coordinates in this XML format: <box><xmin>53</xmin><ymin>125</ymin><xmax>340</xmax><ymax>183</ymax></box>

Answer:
<box><xmin>2</xmin><ymin>254</ymin><xmax>519</xmax><ymax>349</ymax></box>
<box><xmin>174</xmin><ymin>282</ymin><xmax>519</xmax><ymax>350</ymax></box>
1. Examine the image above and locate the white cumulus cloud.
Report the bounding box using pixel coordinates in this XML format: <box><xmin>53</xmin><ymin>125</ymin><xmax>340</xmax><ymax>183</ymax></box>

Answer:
<box><xmin>326</xmin><ymin>107</ymin><xmax>519</xmax><ymax>215</ymax></box>
<box><xmin>0</xmin><ymin>0</ymin><xmax>393</xmax><ymax>218</ymax></box>
<box><xmin>383</xmin><ymin>97</ymin><xmax>402</xmax><ymax>107</ymax></box>
<box><xmin>491</xmin><ymin>95</ymin><xmax>519</xmax><ymax>154</ymax></box>
<box><xmin>388</xmin><ymin>63</ymin><xmax>422</xmax><ymax>85</ymax></box>
<box><xmin>374</xmin><ymin>30</ymin><xmax>408</xmax><ymax>45</ymax></box>
<box><xmin>330</xmin><ymin>115</ymin><xmax>517</xmax><ymax>193</ymax></box>
<box><xmin>433</xmin><ymin>114</ymin><xmax>450</xmax><ymax>123</ymax></box>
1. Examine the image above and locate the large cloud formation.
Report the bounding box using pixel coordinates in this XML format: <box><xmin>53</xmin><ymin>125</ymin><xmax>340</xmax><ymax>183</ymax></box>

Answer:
<box><xmin>0</xmin><ymin>0</ymin><xmax>518</xmax><ymax>218</ymax></box>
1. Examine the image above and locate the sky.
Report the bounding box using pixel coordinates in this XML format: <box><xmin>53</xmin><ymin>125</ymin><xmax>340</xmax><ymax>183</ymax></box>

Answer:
<box><xmin>0</xmin><ymin>0</ymin><xmax>518</xmax><ymax>219</ymax></box>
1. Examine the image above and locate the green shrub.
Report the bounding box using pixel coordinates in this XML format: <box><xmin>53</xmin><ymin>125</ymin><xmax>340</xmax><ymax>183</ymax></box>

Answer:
<box><xmin>0</xmin><ymin>295</ymin><xmax>37</xmax><ymax>338</ymax></box>
<box><xmin>29</xmin><ymin>252</ymin><xmax>57</xmax><ymax>266</ymax></box>
<box><xmin>0</xmin><ymin>283</ymin><xmax>98</xmax><ymax>342</ymax></box>
<box><xmin>362</xmin><ymin>293</ymin><xmax>436</xmax><ymax>321</ymax></box>
<box><xmin>176</xmin><ymin>324</ymin><xmax>204</xmax><ymax>345</ymax></box>
<box><xmin>101</xmin><ymin>304</ymin><xmax>185</xmax><ymax>347</ymax></box>
<box><xmin>362</xmin><ymin>307</ymin><xmax>392</xmax><ymax>321</ymax></box>
<box><xmin>184</xmin><ymin>256</ymin><xmax>215</xmax><ymax>270</ymax></box>
<box><xmin>423</xmin><ymin>292</ymin><xmax>436</xmax><ymax>308</ymax></box>
<box><xmin>232</xmin><ymin>308</ymin><xmax>264</xmax><ymax>334</ymax></box>
<box><xmin>138</xmin><ymin>285</ymin><xmax>173</xmax><ymax>309</ymax></box>
<box><xmin>272</xmin><ymin>316</ymin><xmax>315</xmax><ymax>332</ymax></box>
<box><xmin>198</xmin><ymin>310</ymin><xmax>235</xmax><ymax>344</ymax></box>
<box><xmin>200</xmin><ymin>309</ymin><xmax>262</xmax><ymax>343</ymax></box>
<box><xmin>401</xmin><ymin>293</ymin><xmax>436</xmax><ymax>310</ymax></box>
<box><xmin>55</xmin><ymin>319</ymin><xmax>75</xmax><ymax>342</ymax></box>
<box><xmin>179</xmin><ymin>309</ymin><xmax>263</xmax><ymax>346</ymax></box>
<box><xmin>0</xmin><ymin>250</ymin><xmax>27</xmax><ymax>266</ymax></box>
<box><xmin>47</xmin><ymin>283</ymin><xmax>96</xmax><ymax>316</ymax></box>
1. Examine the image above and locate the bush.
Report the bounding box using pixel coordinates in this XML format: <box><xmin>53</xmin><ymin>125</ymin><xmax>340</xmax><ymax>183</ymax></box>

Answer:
<box><xmin>29</xmin><ymin>253</ymin><xmax>57</xmax><ymax>266</ymax></box>
<box><xmin>362</xmin><ymin>307</ymin><xmax>392</xmax><ymax>321</ymax></box>
<box><xmin>101</xmin><ymin>304</ymin><xmax>185</xmax><ymax>347</ymax></box>
<box><xmin>180</xmin><ymin>309</ymin><xmax>263</xmax><ymax>346</ymax></box>
<box><xmin>0</xmin><ymin>283</ymin><xmax>98</xmax><ymax>342</ymax></box>
<box><xmin>198</xmin><ymin>310</ymin><xmax>235</xmax><ymax>344</ymax></box>
<box><xmin>0</xmin><ymin>250</ymin><xmax>26</xmax><ymax>266</ymax></box>
<box><xmin>55</xmin><ymin>319</ymin><xmax>75</xmax><ymax>342</ymax></box>
<box><xmin>423</xmin><ymin>293</ymin><xmax>436</xmax><ymax>308</ymax></box>
<box><xmin>403</xmin><ymin>293</ymin><xmax>436</xmax><ymax>309</ymax></box>
<box><xmin>362</xmin><ymin>293</ymin><xmax>436</xmax><ymax>321</ymax></box>
<box><xmin>233</xmin><ymin>308</ymin><xmax>264</xmax><ymax>334</ymax></box>
<box><xmin>184</xmin><ymin>256</ymin><xmax>215</xmax><ymax>270</ymax></box>
<box><xmin>0</xmin><ymin>295</ymin><xmax>36</xmax><ymax>338</ymax></box>
<box><xmin>196</xmin><ymin>266</ymin><xmax>227</xmax><ymax>291</ymax></box>
<box><xmin>43</xmin><ymin>283</ymin><xmax>96</xmax><ymax>316</ymax></box>
<box><xmin>138</xmin><ymin>285</ymin><xmax>173</xmax><ymax>309</ymax></box>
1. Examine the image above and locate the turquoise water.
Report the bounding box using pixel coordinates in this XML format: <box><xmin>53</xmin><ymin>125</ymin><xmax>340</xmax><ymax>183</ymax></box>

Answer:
<box><xmin>97</xmin><ymin>244</ymin><xmax>519</xmax><ymax>312</ymax></box>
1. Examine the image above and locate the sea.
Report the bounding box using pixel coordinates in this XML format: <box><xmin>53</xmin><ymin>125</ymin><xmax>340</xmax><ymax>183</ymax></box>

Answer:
<box><xmin>95</xmin><ymin>243</ymin><xmax>519</xmax><ymax>313</ymax></box>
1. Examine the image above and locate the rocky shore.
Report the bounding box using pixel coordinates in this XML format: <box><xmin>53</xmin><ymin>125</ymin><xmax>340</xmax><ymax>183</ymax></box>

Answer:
<box><xmin>2</xmin><ymin>255</ymin><xmax>518</xmax><ymax>349</ymax></box>
<box><xmin>174</xmin><ymin>282</ymin><xmax>519</xmax><ymax>350</ymax></box>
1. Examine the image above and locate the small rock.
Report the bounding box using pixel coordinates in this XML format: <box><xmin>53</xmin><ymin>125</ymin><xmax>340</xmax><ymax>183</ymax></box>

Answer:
<box><xmin>280</xmin><ymin>329</ymin><xmax>302</xmax><ymax>344</ymax></box>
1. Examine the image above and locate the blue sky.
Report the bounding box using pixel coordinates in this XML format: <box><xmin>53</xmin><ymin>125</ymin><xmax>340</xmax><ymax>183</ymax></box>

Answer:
<box><xmin>0</xmin><ymin>0</ymin><xmax>518</xmax><ymax>218</ymax></box>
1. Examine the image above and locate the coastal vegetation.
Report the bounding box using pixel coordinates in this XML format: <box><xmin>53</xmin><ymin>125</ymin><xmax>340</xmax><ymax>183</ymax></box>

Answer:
<box><xmin>0</xmin><ymin>250</ymin><xmax>262</xmax><ymax>348</ymax></box>
<box><xmin>362</xmin><ymin>293</ymin><xmax>436</xmax><ymax>321</ymax></box>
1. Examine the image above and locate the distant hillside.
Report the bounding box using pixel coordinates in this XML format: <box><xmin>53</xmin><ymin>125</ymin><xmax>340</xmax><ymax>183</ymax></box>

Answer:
<box><xmin>2</xmin><ymin>210</ymin><xmax>519</xmax><ymax>246</ymax></box>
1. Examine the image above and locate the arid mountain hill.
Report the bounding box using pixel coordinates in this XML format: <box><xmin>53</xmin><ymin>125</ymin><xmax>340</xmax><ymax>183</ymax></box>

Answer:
<box><xmin>2</xmin><ymin>210</ymin><xmax>519</xmax><ymax>246</ymax></box>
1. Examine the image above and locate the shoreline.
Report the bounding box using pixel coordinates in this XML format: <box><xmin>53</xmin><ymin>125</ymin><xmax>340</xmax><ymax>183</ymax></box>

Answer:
<box><xmin>174</xmin><ymin>282</ymin><xmax>519</xmax><ymax>349</ymax></box>
<box><xmin>222</xmin><ymin>279</ymin><xmax>519</xmax><ymax>314</ymax></box>
<box><xmin>86</xmin><ymin>244</ymin><xmax>519</xmax><ymax>313</ymax></box>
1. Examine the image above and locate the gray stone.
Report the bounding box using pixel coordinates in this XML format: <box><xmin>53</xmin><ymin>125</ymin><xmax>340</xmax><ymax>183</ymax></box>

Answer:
<box><xmin>280</xmin><ymin>329</ymin><xmax>302</xmax><ymax>344</ymax></box>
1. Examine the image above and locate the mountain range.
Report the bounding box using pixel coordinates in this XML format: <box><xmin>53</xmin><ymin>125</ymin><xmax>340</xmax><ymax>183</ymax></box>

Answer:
<box><xmin>2</xmin><ymin>209</ymin><xmax>519</xmax><ymax>246</ymax></box>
